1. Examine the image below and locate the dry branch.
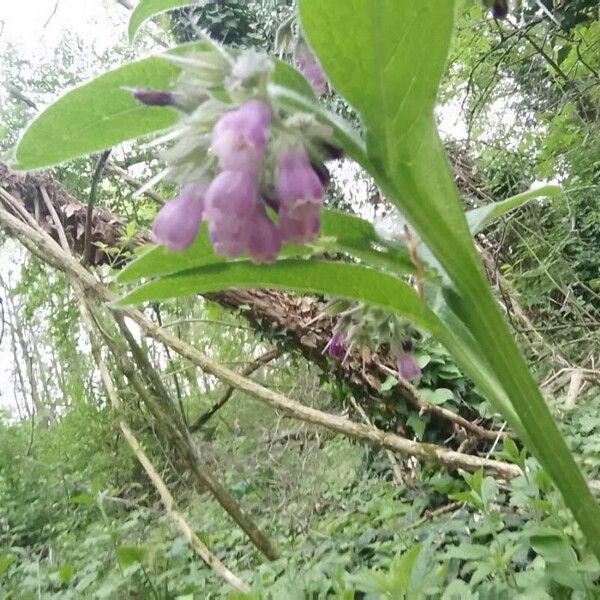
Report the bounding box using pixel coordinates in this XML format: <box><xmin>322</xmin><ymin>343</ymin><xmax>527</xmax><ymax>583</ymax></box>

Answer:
<box><xmin>77</xmin><ymin>294</ymin><xmax>250</xmax><ymax>592</ymax></box>
<box><xmin>0</xmin><ymin>162</ymin><xmax>511</xmax><ymax>442</ymax></box>
<box><xmin>0</xmin><ymin>196</ymin><xmax>525</xmax><ymax>482</ymax></box>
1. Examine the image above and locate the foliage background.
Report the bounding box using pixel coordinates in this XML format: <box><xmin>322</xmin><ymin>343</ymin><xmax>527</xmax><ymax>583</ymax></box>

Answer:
<box><xmin>0</xmin><ymin>0</ymin><xmax>599</xmax><ymax>597</ymax></box>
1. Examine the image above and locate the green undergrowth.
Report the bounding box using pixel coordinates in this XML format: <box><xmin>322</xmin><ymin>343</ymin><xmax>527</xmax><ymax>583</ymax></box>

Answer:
<box><xmin>1</xmin><ymin>393</ymin><xmax>599</xmax><ymax>599</ymax></box>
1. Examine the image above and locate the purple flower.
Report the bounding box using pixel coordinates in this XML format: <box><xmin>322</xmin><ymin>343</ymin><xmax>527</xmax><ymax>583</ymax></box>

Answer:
<box><xmin>247</xmin><ymin>208</ymin><xmax>282</xmax><ymax>263</ymax></box>
<box><xmin>295</xmin><ymin>47</ymin><xmax>327</xmax><ymax>95</ymax></box>
<box><xmin>396</xmin><ymin>346</ymin><xmax>421</xmax><ymax>382</ymax></box>
<box><xmin>204</xmin><ymin>171</ymin><xmax>281</xmax><ymax>262</ymax></box>
<box><xmin>205</xmin><ymin>171</ymin><xmax>259</xmax><ymax>219</ymax></box>
<box><xmin>324</xmin><ymin>332</ymin><xmax>346</xmax><ymax>360</ymax></box>
<box><xmin>211</xmin><ymin>100</ymin><xmax>271</xmax><ymax>172</ymax></box>
<box><xmin>152</xmin><ymin>183</ymin><xmax>206</xmax><ymax>251</ymax></box>
<box><xmin>205</xmin><ymin>171</ymin><xmax>258</xmax><ymax>258</ymax></box>
<box><xmin>276</xmin><ymin>148</ymin><xmax>324</xmax><ymax>244</ymax></box>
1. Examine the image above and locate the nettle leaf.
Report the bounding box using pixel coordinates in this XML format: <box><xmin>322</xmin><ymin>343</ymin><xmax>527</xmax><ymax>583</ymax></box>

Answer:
<box><xmin>129</xmin><ymin>0</ymin><xmax>198</xmax><ymax>42</ymax></box>
<box><xmin>116</xmin><ymin>546</ymin><xmax>147</xmax><ymax>568</ymax></box>
<box><xmin>117</xmin><ymin>210</ymin><xmax>416</xmax><ymax>284</ymax></box>
<box><xmin>466</xmin><ymin>185</ymin><xmax>561</xmax><ymax>234</ymax></box>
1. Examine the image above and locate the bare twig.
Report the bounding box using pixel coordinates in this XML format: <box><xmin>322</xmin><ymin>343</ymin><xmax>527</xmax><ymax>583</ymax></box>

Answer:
<box><xmin>378</xmin><ymin>363</ymin><xmax>515</xmax><ymax>442</ymax></box>
<box><xmin>105</xmin><ymin>161</ymin><xmax>164</xmax><ymax>205</ymax></box>
<box><xmin>189</xmin><ymin>348</ymin><xmax>282</xmax><ymax>432</ymax></box>
<box><xmin>83</xmin><ymin>150</ymin><xmax>111</xmax><ymax>266</ymax></box>
<box><xmin>77</xmin><ymin>295</ymin><xmax>250</xmax><ymax>593</ymax></box>
<box><xmin>43</xmin><ymin>0</ymin><xmax>60</xmax><ymax>28</ymax></box>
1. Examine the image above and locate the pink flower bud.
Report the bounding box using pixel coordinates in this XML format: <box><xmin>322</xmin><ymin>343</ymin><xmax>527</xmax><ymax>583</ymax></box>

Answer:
<box><xmin>295</xmin><ymin>47</ymin><xmax>327</xmax><ymax>95</ymax></box>
<box><xmin>205</xmin><ymin>171</ymin><xmax>259</xmax><ymax>219</ymax></box>
<box><xmin>396</xmin><ymin>352</ymin><xmax>421</xmax><ymax>382</ymax></box>
<box><xmin>152</xmin><ymin>183</ymin><xmax>206</xmax><ymax>251</ymax></box>
<box><xmin>211</xmin><ymin>100</ymin><xmax>271</xmax><ymax>172</ymax></box>
<box><xmin>276</xmin><ymin>148</ymin><xmax>323</xmax><ymax>244</ymax></box>
<box><xmin>324</xmin><ymin>332</ymin><xmax>346</xmax><ymax>359</ymax></box>
<box><xmin>130</xmin><ymin>88</ymin><xmax>178</xmax><ymax>107</ymax></box>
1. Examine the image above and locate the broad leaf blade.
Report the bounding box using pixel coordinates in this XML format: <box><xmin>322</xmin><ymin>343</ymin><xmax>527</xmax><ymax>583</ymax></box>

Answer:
<box><xmin>117</xmin><ymin>259</ymin><xmax>438</xmax><ymax>331</ymax></box>
<box><xmin>117</xmin><ymin>210</ymin><xmax>417</xmax><ymax>283</ymax></box>
<box><xmin>12</xmin><ymin>44</ymin><xmax>208</xmax><ymax>171</ymax></box>
<box><xmin>466</xmin><ymin>185</ymin><xmax>561</xmax><ymax>234</ymax></box>
<box><xmin>129</xmin><ymin>0</ymin><xmax>198</xmax><ymax>42</ymax></box>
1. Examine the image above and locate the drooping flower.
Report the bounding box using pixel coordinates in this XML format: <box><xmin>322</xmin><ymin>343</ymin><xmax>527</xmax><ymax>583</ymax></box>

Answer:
<box><xmin>205</xmin><ymin>170</ymin><xmax>259</xmax><ymax>219</ymax></box>
<box><xmin>247</xmin><ymin>207</ymin><xmax>282</xmax><ymax>263</ymax></box>
<box><xmin>204</xmin><ymin>171</ymin><xmax>280</xmax><ymax>262</ymax></box>
<box><xmin>295</xmin><ymin>45</ymin><xmax>327</xmax><ymax>95</ymax></box>
<box><xmin>324</xmin><ymin>332</ymin><xmax>346</xmax><ymax>360</ymax></box>
<box><xmin>396</xmin><ymin>342</ymin><xmax>421</xmax><ymax>382</ymax></box>
<box><xmin>211</xmin><ymin>100</ymin><xmax>271</xmax><ymax>172</ymax></box>
<box><xmin>276</xmin><ymin>148</ymin><xmax>324</xmax><ymax>244</ymax></box>
<box><xmin>152</xmin><ymin>183</ymin><xmax>206</xmax><ymax>251</ymax></box>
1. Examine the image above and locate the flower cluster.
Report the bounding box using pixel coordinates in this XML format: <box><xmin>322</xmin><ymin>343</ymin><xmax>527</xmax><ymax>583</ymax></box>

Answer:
<box><xmin>322</xmin><ymin>302</ymin><xmax>422</xmax><ymax>382</ymax></box>
<box><xmin>134</xmin><ymin>48</ymin><xmax>331</xmax><ymax>263</ymax></box>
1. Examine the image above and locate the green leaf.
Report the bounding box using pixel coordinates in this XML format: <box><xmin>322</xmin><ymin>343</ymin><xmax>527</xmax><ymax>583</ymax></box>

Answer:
<box><xmin>117</xmin><ymin>210</ymin><xmax>416</xmax><ymax>284</ymax></box>
<box><xmin>13</xmin><ymin>43</ymin><xmax>207</xmax><ymax>171</ymax></box>
<box><xmin>0</xmin><ymin>554</ymin><xmax>16</xmax><ymax>577</ymax></box>
<box><xmin>392</xmin><ymin>544</ymin><xmax>422</xmax><ymax>591</ymax></box>
<box><xmin>466</xmin><ymin>185</ymin><xmax>561</xmax><ymax>234</ymax></box>
<box><xmin>116</xmin><ymin>545</ymin><xmax>147</xmax><ymax>568</ymax></box>
<box><xmin>58</xmin><ymin>564</ymin><xmax>75</xmax><ymax>584</ymax></box>
<box><xmin>300</xmin><ymin>0</ymin><xmax>600</xmax><ymax>560</ymax></box>
<box><xmin>406</xmin><ymin>413</ymin><xmax>428</xmax><ymax>440</ymax></box>
<box><xmin>444</xmin><ymin>544</ymin><xmax>490</xmax><ymax>561</ymax></box>
<box><xmin>118</xmin><ymin>259</ymin><xmax>438</xmax><ymax>329</ymax></box>
<box><xmin>69</xmin><ymin>493</ymin><xmax>96</xmax><ymax>506</ymax></box>
<box><xmin>422</xmin><ymin>388</ymin><xmax>454</xmax><ymax>406</ymax></box>
<box><xmin>270</xmin><ymin>60</ymin><xmax>317</xmax><ymax>101</ymax></box>
<box><xmin>129</xmin><ymin>0</ymin><xmax>198</xmax><ymax>42</ymax></box>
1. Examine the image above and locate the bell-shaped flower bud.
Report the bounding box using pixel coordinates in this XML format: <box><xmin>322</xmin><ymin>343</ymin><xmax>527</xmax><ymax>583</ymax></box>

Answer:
<box><xmin>205</xmin><ymin>171</ymin><xmax>278</xmax><ymax>260</ymax></box>
<box><xmin>324</xmin><ymin>332</ymin><xmax>346</xmax><ymax>360</ymax></box>
<box><xmin>276</xmin><ymin>148</ymin><xmax>323</xmax><ymax>244</ymax></box>
<box><xmin>152</xmin><ymin>183</ymin><xmax>206</xmax><ymax>251</ymax></box>
<box><xmin>396</xmin><ymin>342</ymin><xmax>421</xmax><ymax>382</ymax></box>
<box><xmin>211</xmin><ymin>100</ymin><xmax>271</xmax><ymax>172</ymax></box>
<box><xmin>247</xmin><ymin>208</ymin><xmax>282</xmax><ymax>264</ymax></box>
<box><xmin>205</xmin><ymin>171</ymin><xmax>259</xmax><ymax>219</ymax></box>
<box><xmin>295</xmin><ymin>44</ymin><xmax>327</xmax><ymax>95</ymax></box>
<box><xmin>128</xmin><ymin>87</ymin><xmax>178</xmax><ymax>107</ymax></box>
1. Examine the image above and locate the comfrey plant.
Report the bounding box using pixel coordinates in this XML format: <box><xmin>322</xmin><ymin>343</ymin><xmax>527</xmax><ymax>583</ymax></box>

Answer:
<box><xmin>324</xmin><ymin>301</ymin><xmax>422</xmax><ymax>382</ymax></box>
<box><xmin>131</xmin><ymin>49</ymin><xmax>334</xmax><ymax>262</ymax></box>
<box><xmin>12</xmin><ymin>0</ymin><xmax>600</xmax><ymax>562</ymax></box>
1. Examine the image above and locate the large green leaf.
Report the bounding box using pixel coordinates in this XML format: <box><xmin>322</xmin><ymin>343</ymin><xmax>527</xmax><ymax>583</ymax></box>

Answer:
<box><xmin>466</xmin><ymin>185</ymin><xmax>561</xmax><ymax>234</ymax></box>
<box><xmin>129</xmin><ymin>0</ymin><xmax>198</xmax><ymax>42</ymax></box>
<box><xmin>13</xmin><ymin>45</ymin><xmax>314</xmax><ymax>171</ymax></box>
<box><xmin>12</xmin><ymin>47</ymin><xmax>200</xmax><ymax>170</ymax></box>
<box><xmin>117</xmin><ymin>210</ymin><xmax>417</xmax><ymax>284</ymax></box>
<box><xmin>300</xmin><ymin>0</ymin><xmax>600</xmax><ymax>558</ymax></box>
<box><xmin>118</xmin><ymin>259</ymin><xmax>437</xmax><ymax>328</ymax></box>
